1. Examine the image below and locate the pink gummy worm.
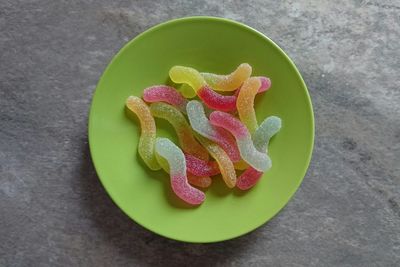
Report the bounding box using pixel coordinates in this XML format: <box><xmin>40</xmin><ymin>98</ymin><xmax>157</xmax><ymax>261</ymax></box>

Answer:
<box><xmin>143</xmin><ymin>85</ymin><xmax>187</xmax><ymax>111</ymax></box>
<box><xmin>236</xmin><ymin>167</ymin><xmax>263</xmax><ymax>190</ymax></box>
<box><xmin>171</xmin><ymin>174</ymin><xmax>205</xmax><ymax>205</ymax></box>
<box><xmin>185</xmin><ymin>153</ymin><xmax>220</xmax><ymax>176</ymax></box>
<box><xmin>197</xmin><ymin>85</ymin><xmax>237</xmax><ymax>112</ymax></box>
<box><xmin>209</xmin><ymin>111</ymin><xmax>249</xmax><ymax>139</ymax></box>
<box><xmin>213</xmin><ymin>127</ymin><xmax>241</xmax><ymax>162</ymax></box>
<box><xmin>234</xmin><ymin>77</ymin><xmax>271</xmax><ymax>96</ymax></box>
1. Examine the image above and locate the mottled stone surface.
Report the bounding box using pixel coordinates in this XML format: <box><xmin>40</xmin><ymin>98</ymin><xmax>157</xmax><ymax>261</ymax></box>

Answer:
<box><xmin>1</xmin><ymin>0</ymin><xmax>399</xmax><ymax>266</ymax></box>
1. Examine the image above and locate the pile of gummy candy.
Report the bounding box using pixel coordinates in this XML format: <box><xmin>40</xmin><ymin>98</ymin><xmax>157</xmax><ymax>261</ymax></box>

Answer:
<box><xmin>126</xmin><ymin>63</ymin><xmax>282</xmax><ymax>205</ymax></box>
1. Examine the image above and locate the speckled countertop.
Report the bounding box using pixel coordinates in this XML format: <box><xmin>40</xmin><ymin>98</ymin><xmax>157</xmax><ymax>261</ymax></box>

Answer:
<box><xmin>1</xmin><ymin>1</ymin><xmax>399</xmax><ymax>266</ymax></box>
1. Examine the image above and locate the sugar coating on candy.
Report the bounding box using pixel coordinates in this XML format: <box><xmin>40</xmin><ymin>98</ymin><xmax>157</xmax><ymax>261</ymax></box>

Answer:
<box><xmin>237</xmin><ymin>116</ymin><xmax>281</xmax><ymax>190</ymax></box>
<box><xmin>150</xmin><ymin>102</ymin><xmax>209</xmax><ymax>161</ymax></box>
<box><xmin>197</xmin><ymin>86</ymin><xmax>237</xmax><ymax>112</ymax></box>
<box><xmin>155</xmin><ymin>138</ymin><xmax>205</xmax><ymax>205</ymax></box>
<box><xmin>253</xmin><ymin>116</ymin><xmax>282</xmax><ymax>153</ymax></box>
<box><xmin>234</xmin><ymin>76</ymin><xmax>272</xmax><ymax>96</ymax></box>
<box><xmin>236</xmin><ymin>167</ymin><xmax>263</xmax><ymax>190</ymax></box>
<box><xmin>179</xmin><ymin>84</ymin><xmax>197</xmax><ymax>99</ymax></box>
<box><xmin>186</xmin><ymin>100</ymin><xmax>241</xmax><ymax>162</ymax></box>
<box><xmin>237</xmin><ymin>77</ymin><xmax>261</xmax><ymax>134</ymax></box>
<box><xmin>169</xmin><ymin>66</ymin><xmax>205</xmax><ymax>90</ymax></box>
<box><xmin>201</xmin><ymin>63</ymin><xmax>252</xmax><ymax>91</ymax></box>
<box><xmin>195</xmin><ymin>134</ymin><xmax>237</xmax><ymax>188</ymax></box>
<box><xmin>257</xmin><ymin>77</ymin><xmax>272</xmax><ymax>93</ymax></box>
<box><xmin>209</xmin><ymin>111</ymin><xmax>248</xmax><ymax>138</ymax></box>
<box><xmin>209</xmin><ymin>111</ymin><xmax>271</xmax><ymax>172</ymax></box>
<box><xmin>126</xmin><ymin>96</ymin><xmax>160</xmax><ymax>170</ymax></box>
<box><xmin>143</xmin><ymin>85</ymin><xmax>188</xmax><ymax>113</ymax></box>
<box><xmin>156</xmin><ymin>152</ymin><xmax>211</xmax><ymax>188</ymax></box>
<box><xmin>187</xmin><ymin>174</ymin><xmax>212</xmax><ymax>188</ymax></box>
<box><xmin>170</xmin><ymin>66</ymin><xmax>238</xmax><ymax>112</ymax></box>
<box><xmin>185</xmin><ymin>153</ymin><xmax>220</xmax><ymax>176</ymax></box>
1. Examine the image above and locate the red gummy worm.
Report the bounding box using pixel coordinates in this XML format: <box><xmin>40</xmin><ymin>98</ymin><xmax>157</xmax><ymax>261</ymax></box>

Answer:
<box><xmin>185</xmin><ymin>153</ymin><xmax>220</xmax><ymax>177</ymax></box>
<box><xmin>236</xmin><ymin>167</ymin><xmax>263</xmax><ymax>190</ymax></box>
<box><xmin>197</xmin><ymin>85</ymin><xmax>237</xmax><ymax>112</ymax></box>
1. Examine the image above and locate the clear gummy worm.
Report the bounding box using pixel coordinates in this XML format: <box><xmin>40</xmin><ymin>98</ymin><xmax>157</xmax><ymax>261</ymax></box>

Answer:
<box><xmin>209</xmin><ymin>111</ymin><xmax>271</xmax><ymax>172</ymax></box>
<box><xmin>156</xmin><ymin>153</ymin><xmax>212</xmax><ymax>188</ymax></box>
<box><xmin>155</xmin><ymin>138</ymin><xmax>205</xmax><ymax>205</ymax></box>
<box><xmin>149</xmin><ymin>102</ymin><xmax>209</xmax><ymax>161</ymax></box>
<box><xmin>186</xmin><ymin>100</ymin><xmax>241</xmax><ymax>162</ymax></box>
<box><xmin>237</xmin><ymin>116</ymin><xmax>282</xmax><ymax>190</ymax></box>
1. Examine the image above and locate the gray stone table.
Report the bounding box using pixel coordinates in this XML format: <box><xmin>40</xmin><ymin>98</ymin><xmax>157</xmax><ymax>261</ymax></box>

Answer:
<box><xmin>1</xmin><ymin>1</ymin><xmax>399</xmax><ymax>266</ymax></box>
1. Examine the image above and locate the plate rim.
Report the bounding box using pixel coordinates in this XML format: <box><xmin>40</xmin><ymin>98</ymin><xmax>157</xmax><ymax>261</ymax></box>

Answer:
<box><xmin>88</xmin><ymin>16</ymin><xmax>315</xmax><ymax>243</ymax></box>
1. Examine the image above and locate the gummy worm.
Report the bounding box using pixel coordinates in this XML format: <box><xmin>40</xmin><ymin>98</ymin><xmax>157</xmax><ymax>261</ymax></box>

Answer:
<box><xmin>186</xmin><ymin>100</ymin><xmax>241</xmax><ymax>162</ymax></box>
<box><xmin>156</xmin><ymin>153</ymin><xmax>212</xmax><ymax>188</ymax></box>
<box><xmin>209</xmin><ymin>111</ymin><xmax>271</xmax><ymax>172</ymax></box>
<box><xmin>155</xmin><ymin>138</ymin><xmax>205</xmax><ymax>205</ymax></box>
<box><xmin>234</xmin><ymin>76</ymin><xmax>271</xmax><ymax>96</ymax></box>
<box><xmin>149</xmin><ymin>102</ymin><xmax>209</xmax><ymax>161</ymax></box>
<box><xmin>143</xmin><ymin>85</ymin><xmax>188</xmax><ymax>113</ymax></box>
<box><xmin>252</xmin><ymin>116</ymin><xmax>282</xmax><ymax>153</ymax></box>
<box><xmin>169</xmin><ymin>66</ymin><xmax>237</xmax><ymax>112</ymax></box>
<box><xmin>195</xmin><ymin>133</ymin><xmax>237</xmax><ymax>188</ymax></box>
<box><xmin>201</xmin><ymin>63</ymin><xmax>252</xmax><ymax>91</ymax></box>
<box><xmin>185</xmin><ymin>153</ymin><xmax>220</xmax><ymax>177</ymax></box>
<box><xmin>125</xmin><ymin>96</ymin><xmax>160</xmax><ymax>170</ymax></box>
<box><xmin>237</xmin><ymin>116</ymin><xmax>281</xmax><ymax>190</ymax></box>
<box><xmin>236</xmin><ymin>77</ymin><xmax>261</xmax><ymax>134</ymax></box>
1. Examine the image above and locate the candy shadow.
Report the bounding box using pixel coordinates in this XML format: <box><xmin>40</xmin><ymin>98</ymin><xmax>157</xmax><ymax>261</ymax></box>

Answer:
<box><xmin>208</xmin><ymin>175</ymin><xmax>232</xmax><ymax>197</ymax></box>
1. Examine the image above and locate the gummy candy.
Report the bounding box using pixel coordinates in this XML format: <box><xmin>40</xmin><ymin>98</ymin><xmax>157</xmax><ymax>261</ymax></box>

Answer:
<box><xmin>155</xmin><ymin>138</ymin><xmax>205</xmax><ymax>205</ymax></box>
<box><xmin>236</xmin><ymin>77</ymin><xmax>261</xmax><ymax>134</ymax></box>
<box><xmin>209</xmin><ymin>111</ymin><xmax>271</xmax><ymax>172</ymax></box>
<box><xmin>234</xmin><ymin>76</ymin><xmax>271</xmax><ymax>96</ymax></box>
<box><xmin>156</xmin><ymin>153</ymin><xmax>212</xmax><ymax>188</ymax></box>
<box><xmin>126</xmin><ymin>96</ymin><xmax>160</xmax><ymax>170</ymax></box>
<box><xmin>169</xmin><ymin>66</ymin><xmax>237</xmax><ymax>112</ymax></box>
<box><xmin>126</xmin><ymin>63</ymin><xmax>282</xmax><ymax>201</ymax></box>
<box><xmin>179</xmin><ymin>84</ymin><xmax>197</xmax><ymax>99</ymax></box>
<box><xmin>149</xmin><ymin>102</ymin><xmax>209</xmax><ymax>161</ymax></box>
<box><xmin>186</xmin><ymin>100</ymin><xmax>241</xmax><ymax>162</ymax></box>
<box><xmin>253</xmin><ymin>116</ymin><xmax>282</xmax><ymax>153</ymax></box>
<box><xmin>233</xmin><ymin>160</ymin><xmax>249</xmax><ymax>170</ymax></box>
<box><xmin>201</xmin><ymin>63</ymin><xmax>252</xmax><ymax>91</ymax></box>
<box><xmin>237</xmin><ymin>116</ymin><xmax>281</xmax><ymax>190</ymax></box>
<box><xmin>187</xmin><ymin>174</ymin><xmax>212</xmax><ymax>188</ymax></box>
<box><xmin>236</xmin><ymin>167</ymin><xmax>263</xmax><ymax>190</ymax></box>
<box><xmin>143</xmin><ymin>85</ymin><xmax>188</xmax><ymax>113</ymax></box>
<box><xmin>195</xmin><ymin>134</ymin><xmax>236</xmax><ymax>188</ymax></box>
<box><xmin>185</xmin><ymin>153</ymin><xmax>220</xmax><ymax>176</ymax></box>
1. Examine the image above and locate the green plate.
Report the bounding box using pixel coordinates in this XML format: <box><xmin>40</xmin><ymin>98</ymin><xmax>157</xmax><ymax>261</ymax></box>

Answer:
<box><xmin>89</xmin><ymin>16</ymin><xmax>314</xmax><ymax>243</ymax></box>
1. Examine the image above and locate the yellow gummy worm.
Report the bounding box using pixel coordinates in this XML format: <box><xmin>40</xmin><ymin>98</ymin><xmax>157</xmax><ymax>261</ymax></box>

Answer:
<box><xmin>150</xmin><ymin>102</ymin><xmax>209</xmax><ymax>161</ymax></box>
<box><xmin>179</xmin><ymin>84</ymin><xmax>197</xmax><ymax>99</ymax></box>
<box><xmin>201</xmin><ymin>63</ymin><xmax>252</xmax><ymax>91</ymax></box>
<box><xmin>237</xmin><ymin>77</ymin><xmax>262</xmax><ymax>134</ymax></box>
<box><xmin>126</xmin><ymin>96</ymin><xmax>160</xmax><ymax>170</ymax></box>
<box><xmin>195</xmin><ymin>133</ymin><xmax>236</xmax><ymax>188</ymax></box>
